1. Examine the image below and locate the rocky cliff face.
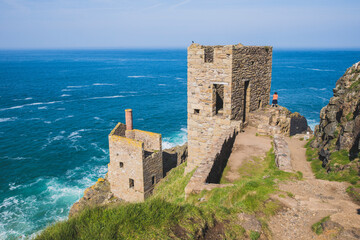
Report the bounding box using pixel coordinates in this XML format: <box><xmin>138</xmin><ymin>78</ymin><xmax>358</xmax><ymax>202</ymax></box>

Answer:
<box><xmin>311</xmin><ymin>61</ymin><xmax>360</xmax><ymax>169</ymax></box>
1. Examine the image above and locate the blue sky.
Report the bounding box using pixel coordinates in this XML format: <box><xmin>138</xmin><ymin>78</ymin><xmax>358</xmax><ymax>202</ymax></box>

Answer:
<box><xmin>0</xmin><ymin>0</ymin><xmax>359</xmax><ymax>49</ymax></box>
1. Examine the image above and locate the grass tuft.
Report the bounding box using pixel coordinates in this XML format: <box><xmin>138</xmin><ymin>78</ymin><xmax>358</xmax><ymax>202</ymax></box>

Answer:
<box><xmin>311</xmin><ymin>216</ymin><xmax>330</xmax><ymax>235</ymax></box>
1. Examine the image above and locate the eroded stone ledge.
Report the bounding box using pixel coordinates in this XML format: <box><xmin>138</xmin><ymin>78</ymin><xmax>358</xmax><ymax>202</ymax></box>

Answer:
<box><xmin>273</xmin><ymin>134</ymin><xmax>293</xmax><ymax>172</ymax></box>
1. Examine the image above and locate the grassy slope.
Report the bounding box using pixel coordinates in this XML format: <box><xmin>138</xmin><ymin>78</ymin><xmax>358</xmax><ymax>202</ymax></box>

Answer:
<box><xmin>35</xmin><ymin>145</ymin><xmax>301</xmax><ymax>240</ymax></box>
<box><xmin>305</xmin><ymin>139</ymin><xmax>359</xmax><ymax>184</ymax></box>
<box><xmin>305</xmin><ymin>139</ymin><xmax>360</xmax><ymax>204</ymax></box>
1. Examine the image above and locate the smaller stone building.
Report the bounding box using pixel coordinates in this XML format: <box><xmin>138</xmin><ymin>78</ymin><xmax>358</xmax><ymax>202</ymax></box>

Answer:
<box><xmin>108</xmin><ymin>110</ymin><xmax>163</xmax><ymax>202</ymax></box>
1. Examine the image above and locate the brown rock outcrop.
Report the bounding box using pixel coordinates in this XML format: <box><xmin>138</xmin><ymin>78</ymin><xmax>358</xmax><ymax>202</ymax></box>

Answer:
<box><xmin>311</xmin><ymin>61</ymin><xmax>360</xmax><ymax>167</ymax></box>
<box><xmin>248</xmin><ymin>105</ymin><xmax>310</xmax><ymax>137</ymax></box>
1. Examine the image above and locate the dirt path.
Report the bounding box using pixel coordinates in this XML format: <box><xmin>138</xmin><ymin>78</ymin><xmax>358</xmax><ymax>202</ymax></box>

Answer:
<box><xmin>269</xmin><ymin>137</ymin><xmax>360</xmax><ymax>240</ymax></box>
<box><xmin>286</xmin><ymin>137</ymin><xmax>314</xmax><ymax>179</ymax></box>
<box><xmin>223</xmin><ymin>126</ymin><xmax>272</xmax><ymax>182</ymax></box>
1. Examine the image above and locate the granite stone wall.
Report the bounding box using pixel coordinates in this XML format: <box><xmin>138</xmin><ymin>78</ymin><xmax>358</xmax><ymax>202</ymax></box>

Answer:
<box><xmin>186</xmin><ymin>43</ymin><xmax>272</xmax><ymax>173</ymax></box>
<box><xmin>232</xmin><ymin>46</ymin><xmax>273</xmax><ymax>121</ymax></box>
<box><xmin>108</xmin><ymin>123</ymin><xmax>163</xmax><ymax>202</ymax></box>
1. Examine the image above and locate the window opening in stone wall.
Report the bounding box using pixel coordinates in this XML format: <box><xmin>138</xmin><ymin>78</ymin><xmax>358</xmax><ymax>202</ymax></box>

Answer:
<box><xmin>258</xmin><ymin>100</ymin><xmax>262</xmax><ymax>109</ymax></box>
<box><xmin>204</xmin><ymin>47</ymin><xmax>214</xmax><ymax>63</ymax></box>
<box><xmin>151</xmin><ymin>176</ymin><xmax>156</xmax><ymax>185</ymax></box>
<box><xmin>214</xmin><ymin>84</ymin><xmax>224</xmax><ymax>115</ymax></box>
<box><xmin>194</xmin><ymin>109</ymin><xmax>200</xmax><ymax>114</ymax></box>
<box><xmin>129</xmin><ymin>178</ymin><xmax>134</xmax><ymax>188</ymax></box>
<box><xmin>243</xmin><ymin>81</ymin><xmax>250</xmax><ymax>122</ymax></box>
<box><xmin>119</xmin><ymin>162</ymin><xmax>124</xmax><ymax>168</ymax></box>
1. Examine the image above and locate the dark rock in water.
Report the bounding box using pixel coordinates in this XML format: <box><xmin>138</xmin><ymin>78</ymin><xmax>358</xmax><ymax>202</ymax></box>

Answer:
<box><xmin>312</xmin><ymin>61</ymin><xmax>360</xmax><ymax>172</ymax></box>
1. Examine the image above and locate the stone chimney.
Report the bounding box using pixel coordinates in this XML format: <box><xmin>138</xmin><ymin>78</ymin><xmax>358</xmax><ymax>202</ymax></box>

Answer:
<box><xmin>125</xmin><ymin>109</ymin><xmax>133</xmax><ymax>130</ymax></box>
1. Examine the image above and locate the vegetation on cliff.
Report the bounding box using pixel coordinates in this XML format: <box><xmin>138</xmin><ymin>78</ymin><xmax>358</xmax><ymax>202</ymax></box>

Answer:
<box><xmin>306</xmin><ymin>62</ymin><xmax>360</xmax><ymax>202</ymax></box>
<box><xmin>36</xmin><ymin>145</ymin><xmax>301</xmax><ymax>240</ymax></box>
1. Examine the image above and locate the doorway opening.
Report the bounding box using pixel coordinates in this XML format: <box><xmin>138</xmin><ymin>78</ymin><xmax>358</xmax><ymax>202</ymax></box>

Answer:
<box><xmin>213</xmin><ymin>84</ymin><xmax>224</xmax><ymax>115</ymax></box>
<box><xmin>243</xmin><ymin>81</ymin><xmax>250</xmax><ymax>122</ymax></box>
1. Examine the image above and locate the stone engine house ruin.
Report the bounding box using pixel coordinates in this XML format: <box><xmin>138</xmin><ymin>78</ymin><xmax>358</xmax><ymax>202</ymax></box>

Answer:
<box><xmin>107</xmin><ymin>43</ymin><xmax>273</xmax><ymax>201</ymax></box>
<box><xmin>186</xmin><ymin>43</ymin><xmax>273</xmax><ymax>173</ymax></box>
<box><xmin>108</xmin><ymin>109</ymin><xmax>163</xmax><ymax>202</ymax></box>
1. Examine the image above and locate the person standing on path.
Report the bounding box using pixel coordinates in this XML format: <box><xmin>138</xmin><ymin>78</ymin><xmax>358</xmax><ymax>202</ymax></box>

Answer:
<box><xmin>272</xmin><ymin>92</ymin><xmax>278</xmax><ymax>107</ymax></box>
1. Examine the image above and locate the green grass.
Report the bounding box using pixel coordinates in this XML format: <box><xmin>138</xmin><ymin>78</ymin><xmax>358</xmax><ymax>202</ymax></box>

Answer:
<box><xmin>349</xmin><ymin>77</ymin><xmax>360</xmax><ymax>90</ymax></box>
<box><xmin>346</xmin><ymin>185</ymin><xmax>360</xmax><ymax>204</ymax></box>
<box><xmin>346</xmin><ymin>112</ymin><xmax>354</xmax><ymax>121</ymax></box>
<box><xmin>151</xmin><ymin>164</ymin><xmax>193</xmax><ymax>203</ymax></box>
<box><xmin>36</xmin><ymin>145</ymin><xmax>301</xmax><ymax>240</ymax></box>
<box><xmin>189</xmin><ymin>146</ymin><xmax>299</xmax><ymax>219</ymax></box>
<box><xmin>36</xmin><ymin>198</ymin><xmax>207</xmax><ymax>240</ymax></box>
<box><xmin>305</xmin><ymin>140</ymin><xmax>359</xmax><ymax>184</ymax></box>
<box><xmin>250</xmin><ymin>230</ymin><xmax>261</xmax><ymax>240</ymax></box>
<box><xmin>311</xmin><ymin>216</ymin><xmax>330</xmax><ymax>235</ymax></box>
<box><xmin>329</xmin><ymin>150</ymin><xmax>351</xmax><ymax>166</ymax></box>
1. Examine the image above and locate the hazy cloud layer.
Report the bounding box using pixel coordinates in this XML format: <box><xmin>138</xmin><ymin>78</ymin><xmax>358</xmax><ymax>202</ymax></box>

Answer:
<box><xmin>0</xmin><ymin>0</ymin><xmax>359</xmax><ymax>49</ymax></box>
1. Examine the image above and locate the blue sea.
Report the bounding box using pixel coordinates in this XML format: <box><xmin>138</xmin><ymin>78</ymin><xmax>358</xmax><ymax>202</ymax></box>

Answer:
<box><xmin>0</xmin><ymin>49</ymin><xmax>359</xmax><ymax>239</ymax></box>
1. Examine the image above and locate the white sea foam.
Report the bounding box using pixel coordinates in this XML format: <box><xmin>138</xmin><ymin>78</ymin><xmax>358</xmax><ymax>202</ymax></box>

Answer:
<box><xmin>93</xmin><ymin>83</ymin><xmax>115</xmax><ymax>86</ymax></box>
<box><xmin>162</xmin><ymin>127</ymin><xmax>188</xmax><ymax>149</ymax></box>
<box><xmin>61</xmin><ymin>89</ymin><xmax>73</xmax><ymax>92</ymax></box>
<box><xmin>307</xmin><ymin>119</ymin><xmax>318</xmax><ymax>131</ymax></box>
<box><xmin>86</xmin><ymin>95</ymin><xmax>125</xmax><ymax>100</ymax></box>
<box><xmin>128</xmin><ymin>75</ymin><xmax>149</xmax><ymax>78</ymax></box>
<box><xmin>305</xmin><ymin>68</ymin><xmax>335</xmax><ymax>72</ymax></box>
<box><xmin>0</xmin><ymin>171</ymin><xmax>109</xmax><ymax>239</ymax></box>
<box><xmin>9</xmin><ymin>178</ymin><xmax>43</xmax><ymax>191</ymax></box>
<box><xmin>309</xmin><ymin>87</ymin><xmax>327</xmax><ymax>91</ymax></box>
<box><xmin>61</xmin><ymin>94</ymin><xmax>71</xmax><ymax>97</ymax></box>
<box><xmin>175</xmin><ymin>77</ymin><xmax>183</xmax><ymax>80</ymax></box>
<box><xmin>44</xmin><ymin>121</ymin><xmax>51</xmax><ymax>124</ymax></box>
<box><xmin>158</xmin><ymin>84</ymin><xmax>166</xmax><ymax>86</ymax></box>
<box><xmin>94</xmin><ymin>117</ymin><xmax>101</xmax><ymax>120</ymax></box>
<box><xmin>66</xmin><ymin>85</ymin><xmax>89</xmax><ymax>88</ymax></box>
<box><xmin>1</xmin><ymin>156</ymin><xmax>28</xmax><ymax>161</ymax></box>
<box><xmin>14</xmin><ymin>97</ymin><xmax>33</xmax><ymax>101</ymax></box>
<box><xmin>26</xmin><ymin>118</ymin><xmax>42</xmax><ymax>121</ymax></box>
<box><xmin>91</xmin><ymin>143</ymin><xmax>108</xmax><ymax>154</ymax></box>
<box><xmin>38</xmin><ymin>106</ymin><xmax>48</xmax><ymax>110</ymax></box>
<box><xmin>0</xmin><ymin>117</ymin><xmax>17</xmax><ymax>123</ymax></box>
<box><xmin>119</xmin><ymin>91</ymin><xmax>138</xmax><ymax>94</ymax></box>
<box><xmin>0</xmin><ymin>101</ymin><xmax>63</xmax><ymax>111</ymax></box>
<box><xmin>316</xmin><ymin>96</ymin><xmax>328</xmax><ymax>101</ymax></box>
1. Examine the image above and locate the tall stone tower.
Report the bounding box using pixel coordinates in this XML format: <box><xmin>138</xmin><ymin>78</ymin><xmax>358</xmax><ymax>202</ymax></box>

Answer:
<box><xmin>108</xmin><ymin>109</ymin><xmax>163</xmax><ymax>202</ymax></box>
<box><xmin>186</xmin><ymin>43</ymin><xmax>273</xmax><ymax>173</ymax></box>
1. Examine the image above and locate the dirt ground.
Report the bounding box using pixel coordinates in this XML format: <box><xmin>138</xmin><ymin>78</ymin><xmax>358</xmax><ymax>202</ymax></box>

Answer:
<box><xmin>224</xmin><ymin>129</ymin><xmax>360</xmax><ymax>239</ymax></box>
<box><xmin>269</xmin><ymin>137</ymin><xmax>360</xmax><ymax>240</ymax></box>
<box><xmin>223</xmin><ymin>127</ymin><xmax>272</xmax><ymax>182</ymax></box>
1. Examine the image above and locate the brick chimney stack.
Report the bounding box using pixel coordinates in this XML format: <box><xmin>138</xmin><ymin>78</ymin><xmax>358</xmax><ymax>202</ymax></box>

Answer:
<box><xmin>125</xmin><ymin>109</ymin><xmax>133</xmax><ymax>130</ymax></box>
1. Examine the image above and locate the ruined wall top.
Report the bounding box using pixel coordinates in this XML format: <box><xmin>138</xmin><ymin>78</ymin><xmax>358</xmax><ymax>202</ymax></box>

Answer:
<box><xmin>188</xmin><ymin>43</ymin><xmax>272</xmax><ymax>50</ymax></box>
<box><xmin>109</xmin><ymin>122</ymin><xmax>162</xmax><ymax>152</ymax></box>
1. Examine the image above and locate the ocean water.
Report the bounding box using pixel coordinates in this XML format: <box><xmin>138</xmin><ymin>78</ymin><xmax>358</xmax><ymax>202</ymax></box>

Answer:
<box><xmin>0</xmin><ymin>49</ymin><xmax>359</xmax><ymax>239</ymax></box>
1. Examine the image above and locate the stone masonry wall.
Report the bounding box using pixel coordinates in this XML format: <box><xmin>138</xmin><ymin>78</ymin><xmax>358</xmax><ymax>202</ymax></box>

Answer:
<box><xmin>186</xmin><ymin>43</ymin><xmax>272</xmax><ymax>173</ymax></box>
<box><xmin>108</xmin><ymin>133</ymin><xmax>145</xmax><ymax>202</ymax></box>
<box><xmin>143</xmin><ymin>151</ymin><xmax>162</xmax><ymax>198</ymax></box>
<box><xmin>108</xmin><ymin>123</ymin><xmax>163</xmax><ymax>202</ymax></box>
<box><xmin>126</xmin><ymin>129</ymin><xmax>162</xmax><ymax>151</ymax></box>
<box><xmin>185</xmin><ymin>128</ymin><xmax>237</xmax><ymax>197</ymax></box>
<box><xmin>232</xmin><ymin>46</ymin><xmax>273</xmax><ymax>121</ymax></box>
<box><xmin>187</xmin><ymin>44</ymin><xmax>234</xmax><ymax>173</ymax></box>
